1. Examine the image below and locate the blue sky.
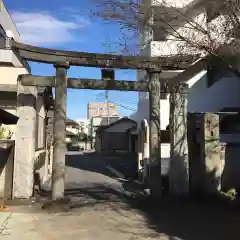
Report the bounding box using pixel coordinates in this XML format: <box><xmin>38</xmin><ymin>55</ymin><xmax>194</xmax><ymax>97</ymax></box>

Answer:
<box><xmin>5</xmin><ymin>0</ymin><xmax>138</xmax><ymax>120</ymax></box>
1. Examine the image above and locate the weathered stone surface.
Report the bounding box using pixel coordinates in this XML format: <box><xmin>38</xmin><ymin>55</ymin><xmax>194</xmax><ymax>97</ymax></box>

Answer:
<box><xmin>52</xmin><ymin>63</ymin><xmax>68</xmax><ymax>200</ymax></box>
<box><xmin>169</xmin><ymin>83</ymin><xmax>189</xmax><ymax>195</ymax></box>
<box><xmin>20</xmin><ymin>74</ymin><xmax>149</xmax><ymax>92</ymax></box>
<box><xmin>200</xmin><ymin>113</ymin><xmax>223</xmax><ymax>193</ymax></box>
<box><xmin>188</xmin><ymin>112</ymin><xmax>224</xmax><ymax>195</ymax></box>
<box><xmin>13</xmin><ymin>82</ymin><xmax>37</xmax><ymax>199</ymax></box>
<box><xmin>12</xmin><ymin>39</ymin><xmax>199</xmax><ymax>70</ymax></box>
<box><xmin>148</xmin><ymin>71</ymin><xmax>161</xmax><ymax>197</ymax></box>
<box><xmin>45</xmin><ymin>109</ymin><xmax>54</xmax><ymax>179</ymax></box>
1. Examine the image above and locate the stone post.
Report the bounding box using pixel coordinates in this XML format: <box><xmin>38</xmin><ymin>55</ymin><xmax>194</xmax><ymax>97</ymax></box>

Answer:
<box><xmin>13</xmin><ymin>79</ymin><xmax>37</xmax><ymax>199</ymax></box>
<box><xmin>52</xmin><ymin>62</ymin><xmax>69</xmax><ymax>201</ymax></box>
<box><xmin>148</xmin><ymin>70</ymin><xmax>162</xmax><ymax>197</ymax></box>
<box><xmin>199</xmin><ymin>113</ymin><xmax>222</xmax><ymax>193</ymax></box>
<box><xmin>169</xmin><ymin>83</ymin><xmax>189</xmax><ymax>195</ymax></box>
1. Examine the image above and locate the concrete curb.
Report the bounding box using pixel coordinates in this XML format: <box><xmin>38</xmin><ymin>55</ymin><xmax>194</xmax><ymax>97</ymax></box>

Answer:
<box><xmin>106</xmin><ymin>165</ymin><xmax>125</xmax><ymax>179</ymax></box>
<box><xmin>106</xmin><ymin>165</ymin><xmax>145</xmax><ymax>186</ymax></box>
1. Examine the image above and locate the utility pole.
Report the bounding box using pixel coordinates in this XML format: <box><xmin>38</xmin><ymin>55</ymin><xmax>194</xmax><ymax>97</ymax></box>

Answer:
<box><xmin>89</xmin><ymin>118</ymin><xmax>93</xmax><ymax>150</ymax></box>
<box><xmin>106</xmin><ymin>90</ymin><xmax>110</xmax><ymax>125</ymax></box>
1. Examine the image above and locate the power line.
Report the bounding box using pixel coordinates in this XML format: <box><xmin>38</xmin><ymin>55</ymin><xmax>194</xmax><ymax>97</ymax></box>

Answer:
<box><xmin>109</xmin><ymin>100</ymin><xmax>137</xmax><ymax>112</ymax></box>
<box><xmin>116</xmin><ymin>99</ymin><xmax>138</xmax><ymax>105</ymax></box>
<box><xmin>94</xmin><ymin>91</ymin><xmax>137</xmax><ymax>112</ymax></box>
<box><xmin>96</xmin><ymin>95</ymin><xmax>136</xmax><ymax>112</ymax></box>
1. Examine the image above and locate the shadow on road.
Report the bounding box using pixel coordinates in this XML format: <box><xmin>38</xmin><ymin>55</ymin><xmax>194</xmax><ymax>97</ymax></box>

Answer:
<box><xmin>40</xmin><ymin>182</ymin><xmax>240</xmax><ymax>240</ymax></box>
<box><xmin>36</xmin><ymin>152</ymin><xmax>240</xmax><ymax>239</ymax></box>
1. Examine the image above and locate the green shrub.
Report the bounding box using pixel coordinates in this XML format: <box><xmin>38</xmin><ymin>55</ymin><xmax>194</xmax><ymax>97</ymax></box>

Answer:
<box><xmin>0</xmin><ymin>125</ymin><xmax>13</xmax><ymax>140</ymax></box>
<box><xmin>220</xmin><ymin>188</ymin><xmax>237</xmax><ymax>201</ymax></box>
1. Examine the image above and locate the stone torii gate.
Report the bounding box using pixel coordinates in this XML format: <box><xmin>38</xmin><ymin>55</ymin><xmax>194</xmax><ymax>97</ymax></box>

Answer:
<box><xmin>11</xmin><ymin>40</ymin><xmax>195</xmax><ymax>200</ymax></box>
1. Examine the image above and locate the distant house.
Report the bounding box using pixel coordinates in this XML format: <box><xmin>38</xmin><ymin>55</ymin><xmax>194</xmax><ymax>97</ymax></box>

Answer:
<box><xmin>66</xmin><ymin>118</ymin><xmax>81</xmax><ymax>135</ymax></box>
<box><xmin>76</xmin><ymin>119</ymin><xmax>90</xmax><ymax>135</ymax></box>
<box><xmin>66</xmin><ymin>130</ymin><xmax>76</xmax><ymax>143</ymax></box>
<box><xmin>90</xmin><ymin>116</ymin><xmax>120</xmax><ymax>147</ymax></box>
<box><xmin>95</xmin><ymin>117</ymin><xmax>137</xmax><ymax>153</ymax></box>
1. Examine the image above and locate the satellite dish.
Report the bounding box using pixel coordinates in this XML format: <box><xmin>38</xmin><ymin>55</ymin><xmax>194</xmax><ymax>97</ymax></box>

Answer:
<box><xmin>6</xmin><ymin>30</ymin><xmax>13</xmax><ymax>39</ymax></box>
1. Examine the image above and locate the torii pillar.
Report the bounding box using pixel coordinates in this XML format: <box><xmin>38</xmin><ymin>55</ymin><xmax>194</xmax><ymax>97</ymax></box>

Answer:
<box><xmin>52</xmin><ymin>62</ymin><xmax>69</xmax><ymax>201</ymax></box>
<box><xmin>148</xmin><ymin>69</ymin><xmax>162</xmax><ymax>197</ymax></box>
<box><xmin>169</xmin><ymin>83</ymin><xmax>189</xmax><ymax>195</ymax></box>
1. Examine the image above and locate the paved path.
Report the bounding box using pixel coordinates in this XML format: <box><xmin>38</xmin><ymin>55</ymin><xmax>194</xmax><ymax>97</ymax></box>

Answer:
<box><xmin>1</xmin><ymin>152</ymin><xmax>240</xmax><ymax>240</ymax></box>
<box><xmin>0</xmin><ymin>152</ymin><xmax>162</xmax><ymax>240</ymax></box>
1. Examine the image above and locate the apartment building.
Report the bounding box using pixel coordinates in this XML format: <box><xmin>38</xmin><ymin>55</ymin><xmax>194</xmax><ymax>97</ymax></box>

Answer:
<box><xmin>87</xmin><ymin>102</ymin><xmax>119</xmax><ymax>119</ymax></box>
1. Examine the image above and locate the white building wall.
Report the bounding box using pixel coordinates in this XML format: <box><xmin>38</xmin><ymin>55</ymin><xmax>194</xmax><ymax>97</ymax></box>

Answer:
<box><xmin>76</xmin><ymin>119</ymin><xmax>89</xmax><ymax>134</ymax></box>
<box><xmin>134</xmin><ymin>68</ymin><xmax>240</xmax><ymax>170</ymax></box>
<box><xmin>0</xmin><ymin>0</ymin><xmax>20</xmax><ymax>42</ymax></box>
<box><xmin>135</xmin><ymin>70</ymin><xmax>240</xmax><ymax>128</ymax></box>
<box><xmin>188</xmin><ymin>75</ymin><xmax>240</xmax><ymax>112</ymax></box>
<box><xmin>0</xmin><ymin>66</ymin><xmax>29</xmax><ymax>85</ymax></box>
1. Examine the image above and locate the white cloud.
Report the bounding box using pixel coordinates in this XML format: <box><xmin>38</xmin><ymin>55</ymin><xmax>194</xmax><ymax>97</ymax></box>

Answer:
<box><xmin>11</xmin><ymin>11</ymin><xmax>90</xmax><ymax>46</ymax></box>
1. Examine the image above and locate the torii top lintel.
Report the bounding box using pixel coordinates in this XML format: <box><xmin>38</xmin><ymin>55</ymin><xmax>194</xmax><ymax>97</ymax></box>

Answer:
<box><xmin>11</xmin><ymin>40</ymin><xmax>199</xmax><ymax>71</ymax></box>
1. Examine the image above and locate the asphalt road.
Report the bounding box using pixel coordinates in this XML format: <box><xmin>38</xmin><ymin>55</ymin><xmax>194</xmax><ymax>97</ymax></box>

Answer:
<box><xmin>65</xmin><ymin>151</ymin><xmax>138</xmax><ymax>184</ymax></box>
<box><xmin>65</xmin><ymin>152</ymin><xmax>121</xmax><ymax>186</ymax></box>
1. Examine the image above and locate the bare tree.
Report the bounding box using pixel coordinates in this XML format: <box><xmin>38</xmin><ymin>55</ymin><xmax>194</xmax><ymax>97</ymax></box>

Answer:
<box><xmin>90</xmin><ymin>0</ymin><xmax>240</xmax><ymax>74</ymax></box>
